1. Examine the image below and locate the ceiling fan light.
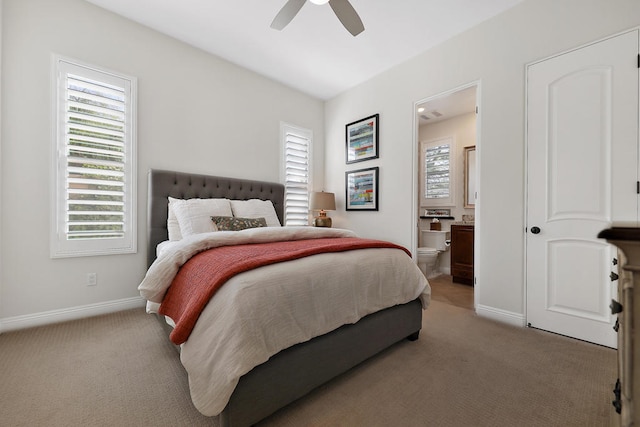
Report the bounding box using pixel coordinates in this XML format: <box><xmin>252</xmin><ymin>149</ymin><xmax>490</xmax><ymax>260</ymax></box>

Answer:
<box><xmin>309</xmin><ymin>0</ymin><xmax>330</xmax><ymax>5</ymax></box>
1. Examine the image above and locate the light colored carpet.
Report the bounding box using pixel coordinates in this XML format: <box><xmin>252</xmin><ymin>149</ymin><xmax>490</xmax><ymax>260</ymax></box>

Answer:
<box><xmin>0</xmin><ymin>298</ymin><xmax>617</xmax><ymax>426</ymax></box>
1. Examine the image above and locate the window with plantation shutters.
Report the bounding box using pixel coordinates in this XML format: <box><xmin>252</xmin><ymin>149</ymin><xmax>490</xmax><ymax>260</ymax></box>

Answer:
<box><xmin>420</xmin><ymin>137</ymin><xmax>455</xmax><ymax>207</ymax></box>
<box><xmin>51</xmin><ymin>57</ymin><xmax>137</xmax><ymax>258</ymax></box>
<box><xmin>281</xmin><ymin>124</ymin><xmax>312</xmax><ymax>226</ymax></box>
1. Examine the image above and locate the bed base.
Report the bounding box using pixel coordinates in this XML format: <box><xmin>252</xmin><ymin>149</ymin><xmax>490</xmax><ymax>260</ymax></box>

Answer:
<box><xmin>219</xmin><ymin>299</ymin><xmax>422</xmax><ymax>427</ymax></box>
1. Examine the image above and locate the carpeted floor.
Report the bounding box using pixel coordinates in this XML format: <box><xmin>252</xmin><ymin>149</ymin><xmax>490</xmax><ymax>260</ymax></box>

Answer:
<box><xmin>0</xmin><ymin>284</ymin><xmax>617</xmax><ymax>426</ymax></box>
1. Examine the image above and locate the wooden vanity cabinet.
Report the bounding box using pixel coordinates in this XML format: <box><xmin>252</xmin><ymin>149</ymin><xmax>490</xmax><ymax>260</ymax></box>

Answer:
<box><xmin>451</xmin><ymin>224</ymin><xmax>474</xmax><ymax>285</ymax></box>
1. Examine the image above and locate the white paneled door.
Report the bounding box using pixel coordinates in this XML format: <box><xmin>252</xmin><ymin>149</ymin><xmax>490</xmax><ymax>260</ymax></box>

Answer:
<box><xmin>526</xmin><ymin>30</ymin><xmax>639</xmax><ymax>348</ymax></box>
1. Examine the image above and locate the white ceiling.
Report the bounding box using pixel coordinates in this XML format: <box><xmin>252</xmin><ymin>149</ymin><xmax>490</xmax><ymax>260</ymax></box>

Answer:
<box><xmin>417</xmin><ymin>85</ymin><xmax>477</xmax><ymax>125</ymax></box>
<box><xmin>85</xmin><ymin>0</ymin><xmax>523</xmax><ymax>100</ymax></box>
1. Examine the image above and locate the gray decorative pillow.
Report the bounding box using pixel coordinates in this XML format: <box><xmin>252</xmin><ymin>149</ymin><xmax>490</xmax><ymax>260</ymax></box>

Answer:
<box><xmin>211</xmin><ymin>216</ymin><xmax>267</xmax><ymax>231</ymax></box>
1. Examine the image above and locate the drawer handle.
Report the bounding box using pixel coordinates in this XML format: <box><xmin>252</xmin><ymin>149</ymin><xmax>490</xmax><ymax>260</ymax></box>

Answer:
<box><xmin>610</xmin><ymin>300</ymin><xmax>623</xmax><ymax>315</ymax></box>
<box><xmin>613</xmin><ymin>379</ymin><xmax>622</xmax><ymax>414</ymax></box>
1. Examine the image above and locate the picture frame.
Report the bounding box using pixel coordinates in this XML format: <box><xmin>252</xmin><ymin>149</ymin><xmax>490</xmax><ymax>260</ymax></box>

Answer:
<box><xmin>345</xmin><ymin>114</ymin><xmax>379</xmax><ymax>164</ymax></box>
<box><xmin>346</xmin><ymin>167</ymin><xmax>379</xmax><ymax>211</ymax></box>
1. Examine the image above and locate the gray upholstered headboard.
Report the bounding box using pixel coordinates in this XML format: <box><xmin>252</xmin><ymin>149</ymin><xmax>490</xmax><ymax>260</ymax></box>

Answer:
<box><xmin>147</xmin><ymin>169</ymin><xmax>285</xmax><ymax>267</ymax></box>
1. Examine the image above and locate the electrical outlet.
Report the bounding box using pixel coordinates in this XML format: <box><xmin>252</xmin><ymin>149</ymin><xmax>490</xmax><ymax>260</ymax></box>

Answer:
<box><xmin>87</xmin><ymin>273</ymin><xmax>97</xmax><ymax>286</ymax></box>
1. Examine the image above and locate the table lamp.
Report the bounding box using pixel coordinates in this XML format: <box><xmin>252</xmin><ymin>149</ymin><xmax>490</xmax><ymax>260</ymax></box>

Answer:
<box><xmin>310</xmin><ymin>191</ymin><xmax>336</xmax><ymax>227</ymax></box>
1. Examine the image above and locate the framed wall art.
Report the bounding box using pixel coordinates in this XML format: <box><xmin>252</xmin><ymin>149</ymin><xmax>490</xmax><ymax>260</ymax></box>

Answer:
<box><xmin>346</xmin><ymin>167</ymin><xmax>379</xmax><ymax>211</ymax></box>
<box><xmin>345</xmin><ymin>114</ymin><xmax>379</xmax><ymax>164</ymax></box>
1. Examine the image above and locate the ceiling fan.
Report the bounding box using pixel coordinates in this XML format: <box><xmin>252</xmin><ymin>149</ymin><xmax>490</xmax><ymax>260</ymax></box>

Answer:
<box><xmin>271</xmin><ymin>0</ymin><xmax>365</xmax><ymax>37</ymax></box>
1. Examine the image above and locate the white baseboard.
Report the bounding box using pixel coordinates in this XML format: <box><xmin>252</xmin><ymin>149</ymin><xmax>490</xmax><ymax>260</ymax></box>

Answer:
<box><xmin>0</xmin><ymin>296</ymin><xmax>146</xmax><ymax>334</ymax></box>
<box><xmin>476</xmin><ymin>304</ymin><xmax>526</xmax><ymax>328</ymax></box>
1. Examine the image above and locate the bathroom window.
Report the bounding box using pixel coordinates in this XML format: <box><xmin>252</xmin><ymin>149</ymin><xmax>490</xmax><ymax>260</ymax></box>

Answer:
<box><xmin>420</xmin><ymin>137</ymin><xmax>455</xmax><ymax>207</ymax></box>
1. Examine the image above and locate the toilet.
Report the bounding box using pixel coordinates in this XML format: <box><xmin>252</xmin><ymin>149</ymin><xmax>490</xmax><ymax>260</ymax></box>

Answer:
<box><xmin>417</xmin><ymin>230</ymin><xmax>450</xmax><ymax>278</ymax></box>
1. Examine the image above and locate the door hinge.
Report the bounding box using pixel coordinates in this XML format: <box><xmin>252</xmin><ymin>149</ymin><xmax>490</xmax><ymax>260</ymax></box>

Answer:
<box><xmin>637</xmin><ymin>54</ymin><xmax>639</xmax><ymax>68</ymax></box>
<box><xmin>637</xmin><ymin>181</ymin><xmax>639</xmax><ymax>194</ymax></box>
<box><xmin>475</xmin><ymin>106</ymin><xmax>478</xmax><ymax>114</ymax></box>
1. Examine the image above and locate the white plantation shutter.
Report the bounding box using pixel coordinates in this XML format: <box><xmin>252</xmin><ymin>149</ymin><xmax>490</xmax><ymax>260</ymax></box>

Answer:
<box><xmin>66</xmin><ymin>74</ymin><xmax>126</xmax><ymax>239</ymax></box>
<box><xmin>420</xmin><ymin>137</ymin><xmax>455</xmax><ymax>207</ymax></box>
<box><xmin>52</xmin><ymin>57</ymin><xmax>137</xmax><ymax>257</ymax></box>
<box><xmin>282</xmin><ymin>124</ymin><xmax>312</xmax><ymax>226</ymax></box>
<box><xmin>425</xmin><ymin>144</ymin><xmax>451</xmax><ymax>199</ymax></box>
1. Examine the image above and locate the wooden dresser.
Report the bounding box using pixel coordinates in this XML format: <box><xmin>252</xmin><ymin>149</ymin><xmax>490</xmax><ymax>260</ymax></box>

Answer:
<box><xmin>451</xmin><ymin>224</ymin><xmax>474</xmax><ymax>285</ymax></box>
<box><xmin>599</xmin><ymin>227</ymin><xmax>640</xmax><ymax>426</ymax></box>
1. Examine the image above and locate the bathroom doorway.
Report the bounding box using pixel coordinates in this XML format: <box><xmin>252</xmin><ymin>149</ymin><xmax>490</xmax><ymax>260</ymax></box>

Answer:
<box><xmin>412</xmin><ymin>82</ymin><xmax>479</xmax><ymax>309</ymax></box>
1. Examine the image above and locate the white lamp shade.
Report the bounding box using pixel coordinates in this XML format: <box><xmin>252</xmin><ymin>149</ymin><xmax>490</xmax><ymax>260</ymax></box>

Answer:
<box><xmin>310</xmin><ymin>191</ymin><xmax>336</xmax><ymax>211</ymax></box>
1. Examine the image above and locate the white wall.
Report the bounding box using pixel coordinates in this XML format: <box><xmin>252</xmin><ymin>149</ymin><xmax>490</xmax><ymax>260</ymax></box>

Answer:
<box><xmin>0</xmin><ymin>0</ymin><xmax>324</xmax><ymax>327</ymax></box>
<box><xmin>0</xmin><ymin>0</ymin><xmax>3</xmax><ymax>324</ymax></box>
<box><xmin>325</xmin><ymin>0</ymin><xmax>640</xmax><ymax>319</ymax></box>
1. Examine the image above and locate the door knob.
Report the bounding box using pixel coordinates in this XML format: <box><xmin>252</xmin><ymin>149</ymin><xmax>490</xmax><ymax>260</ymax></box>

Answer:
<box><xmin>530</xmin><ymin>226</ymin><xmax>541</xmax><ymax>234</ymax></box>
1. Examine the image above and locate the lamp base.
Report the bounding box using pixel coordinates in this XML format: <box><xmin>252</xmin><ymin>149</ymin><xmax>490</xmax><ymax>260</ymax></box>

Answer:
<box><xmin>313</xmin><ymin>216</ymin><xmax>332</xmax><ymax>228</ymax></box>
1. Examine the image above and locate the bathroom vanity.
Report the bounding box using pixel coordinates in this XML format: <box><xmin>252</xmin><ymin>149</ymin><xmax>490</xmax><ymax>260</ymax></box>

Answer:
<box><xmin>451</xmin><ymin>224</ymin><xmax>474</xmax><ymax>285</ymax></box>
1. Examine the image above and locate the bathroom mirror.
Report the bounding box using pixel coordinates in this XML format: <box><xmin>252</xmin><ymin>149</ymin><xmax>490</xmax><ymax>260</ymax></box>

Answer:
<box><xmin>464</xmin><ymin>145</ymin><xmax>476</xmax><ymax>208</ymax></box>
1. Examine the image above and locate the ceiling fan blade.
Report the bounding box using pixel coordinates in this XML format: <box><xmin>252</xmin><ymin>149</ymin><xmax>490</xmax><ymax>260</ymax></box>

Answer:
<box><xmin>271</xmin><ymin>0</ymin><xmax>307</xmax><ymax>30</ymax></box>
<box><xmin>329</xmin><ymin>0</ymin><xmax>364</xmax><ymax>36</ymax></box>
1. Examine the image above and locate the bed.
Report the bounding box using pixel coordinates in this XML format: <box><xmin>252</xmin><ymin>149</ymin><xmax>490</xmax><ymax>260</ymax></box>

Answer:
<box><xmin>141</xmin><ymin>169</ymin><xmax>430</xmax><ymax>427</ymax></box>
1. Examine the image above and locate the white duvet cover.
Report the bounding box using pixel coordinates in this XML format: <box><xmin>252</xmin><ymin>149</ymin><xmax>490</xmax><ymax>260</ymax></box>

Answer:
<box><xmin>139</xmin><ymin>227</ymin><xmax>430</xmax><ymax>416</ymax></box>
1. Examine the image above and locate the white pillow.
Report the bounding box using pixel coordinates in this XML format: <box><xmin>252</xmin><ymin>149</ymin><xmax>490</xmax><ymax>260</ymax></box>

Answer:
<box><xmin>167</xmin><ymin>199</ymin><xmax>183</xmax><ymax>241</ymax></box>
<box><xmin>169</xmin><ymin>197</ymin><xmax>233</xmax><ymax>237</ymax></box>
<box><xmin>230</xmin><ymin>199</ymin><xmax>281</xmax><ymax>227</ymax></box>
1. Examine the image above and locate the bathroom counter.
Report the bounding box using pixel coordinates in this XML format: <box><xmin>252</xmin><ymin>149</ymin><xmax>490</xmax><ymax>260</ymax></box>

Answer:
<box><xmin>420</xmin><ymin>216</ymin><xmax>455</xmax><ymax>220</ymax></box>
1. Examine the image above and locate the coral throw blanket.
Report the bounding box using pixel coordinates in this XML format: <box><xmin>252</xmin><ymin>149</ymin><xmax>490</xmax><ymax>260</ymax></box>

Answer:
<box><xmin>159</xmin><ymin>237</ymin><xmax>411</xmax><ymax>344</ymax></box>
